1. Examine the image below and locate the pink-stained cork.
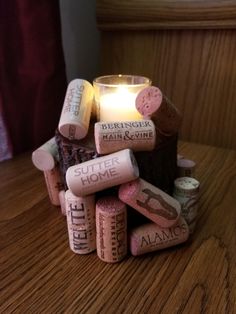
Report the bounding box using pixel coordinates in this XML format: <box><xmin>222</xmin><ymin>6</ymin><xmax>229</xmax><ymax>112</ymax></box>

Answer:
<box><xmin>135</xmin><ymin>86</ymin><xmax>182</xmax><ymax>136</ymax></box>
<box><xmin>32</xmin><ymin>137</ymin><xmax>59</xmax><ymax>171</ymax></box>
<box><xmin>177</xmin><ymin>158</ymin><xmax>196</xmax><ymax>178</ymax></box>
<box><xmin>135</xmin><ymin>86</ymin><xmax>163</xmax><ymax>116</ymax></box>
<box><xmin>58</xmin><ymin>79</ymin><xmax>94</xmax><ymax>140</ymax></box>
<box><xmin>59</xmin><ymin>190</ymin><xmax>66</xmax><ymax>216</ymax></box>
<box><xmin>119</xmin><ymin>178</ymin><xmax>181</xmax><ymax>228</ymax></box>
<box><xmin>66</xmin><ymin>149</ymin><xmax>139</xmax><ymax>197</ymax></box>
<box><xmin>130</xmin><ymin>216</ymin><xmax>189</xmax><ymax>256</ymax></box>
<box><xmin>65</xmin><ymin>190</ymin><xmax>95</xmax><ymax>225</ymax></box>
<box><xmin>44</xmin><ymin>165</ymin><xmax>64</xmax><ymax>206</ymax></box>
<box><xmin>96</xmin><ymin>196</ymin><xmax>127</xmax><ymax>263</ymax></box>
<box><xmin>94</xmin><ymin>120</ymin><xmax>156</xmax><ymax>154</ymax></box>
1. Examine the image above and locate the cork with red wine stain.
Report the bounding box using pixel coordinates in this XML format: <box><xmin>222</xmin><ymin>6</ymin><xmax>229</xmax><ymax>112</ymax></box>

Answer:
<box><xmin>44</xmin><ymin>165</ymin><xmax>64</xmax><ymax>206</ymax></box>
<box><xmin>135</xmin><ymin>86</ymin><xmax>182</xmax><ymax>136</ymax></box>
<box><xmin>119</xmin><ymin>178</ymin><xmax>181</xmax><ymax>228</ymax></box>
<box><xmin>96</xmin><ymin>196</ymin><xmax>127</xmax><ymax>263</ymax></box>
<box><xmin>130</xmin><ymin>216</ymin><xmax>189</xmax><ymax>256</ymax></box>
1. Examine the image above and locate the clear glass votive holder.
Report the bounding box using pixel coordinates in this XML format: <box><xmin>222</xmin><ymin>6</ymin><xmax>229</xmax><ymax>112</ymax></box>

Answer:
<box><xmin>93</xmin><ymin>75</ymin><xmax>151</xmax><ymax>122</ymax></box>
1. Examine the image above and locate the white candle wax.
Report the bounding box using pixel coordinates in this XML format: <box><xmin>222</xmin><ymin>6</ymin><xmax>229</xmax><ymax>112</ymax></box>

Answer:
<box><xmin>99</xmin><ymin>87</ymin><xmax>142</xmax><ymax>122</ymax></box>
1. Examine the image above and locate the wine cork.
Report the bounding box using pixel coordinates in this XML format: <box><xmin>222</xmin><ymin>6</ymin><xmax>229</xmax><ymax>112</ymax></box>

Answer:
<box><xmin>59</xmin><ymin>190</ymin><xmax>66</xmax><ymax>215</ymax></box>
<box><xmin>119</xmin><ymin>178</ymin><xmax>181</xmax><ymax>228</ymax></box>
<box><xmin>173</xmin><ymin>177</ymin><xmax>200</xmax><ymax>233</ymax></box>
<box><xmin>130</xmin><ymin>216</ymin><xmax>189</xmax><ymax>256</ymax></box>
<box><xmin>32</xmin><ymin>137</ymin><xmax>59</xmax><ymax>171</ymax></box>
<box><xmin>58</xmin><ymin>79</ymin><xmax>94</xmax><ymax>140</ymax></box>
<box><xmin>96</xmin><ymin>196</ymin><xmax>127</xmax><ymax>263</ymax></box>
<box><xmin>66</xmin><ymin>149</ymin><xmax>139</xmax><ymax>197</ymax></box>
<box><xmin>66</xmin><ymin>221</ymin><xmax>96</xmax><ymax>255</ymax></box>
<box><xmin>65</xmin><ymin>190</ymin><xmax>95</xmax><ymax>225</ymax></box>
<box><xmin>177</xmin><ymin>158</ymin><xmax>196</xmax><ymax>178</ymax></box>
<box><xmin>44</xmin><ymin>165</ymin><xmax>64</xmax><ymax>206</ymax></box>
<box><xmin>65</xmin><ymin>191</ymin><xmax>96</xmax><ymax>254</ymax></box>
<box><xmin>135</xmin><ymin>86</ymin><xmax>182</xmax><ymax>136</ymax></box>
<box><xmin>94</xmin><ymin>120</ymin><xmax>156</xmax><ymax>154</ymax></box>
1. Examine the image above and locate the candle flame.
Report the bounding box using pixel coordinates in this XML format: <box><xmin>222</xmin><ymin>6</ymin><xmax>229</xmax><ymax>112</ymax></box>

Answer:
<box><xmin>116</xmin><ymin>86</ymin><xmax>133</xmax><ymax>103</ymax></box>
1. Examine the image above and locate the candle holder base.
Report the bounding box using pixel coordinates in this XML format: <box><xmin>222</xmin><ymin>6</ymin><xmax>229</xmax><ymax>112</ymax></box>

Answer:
<box><xmin>134</xmin><ymin>134</ymin><xmax>178</xmax><ymax>196</ymax></box>
<box><xmin>55</xmin><ymin>124</ymin><xmax>98</xmax><ymax>190</ymax></box>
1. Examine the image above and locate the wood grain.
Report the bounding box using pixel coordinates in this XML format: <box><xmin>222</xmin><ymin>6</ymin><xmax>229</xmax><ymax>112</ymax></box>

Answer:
<box><xmin>0</xmin><ymin>143</ymin><xmax>236</xmax><ymax>312</ymax></box>
<box><xmin>100</xmin><ymin>29</ymin><xmax>236</xmax><ymax>149</ymax></box>
<box><xmin>97</xmin><ymin>0</ymin><xmax>236</xmax><ymax>30</ymax></box>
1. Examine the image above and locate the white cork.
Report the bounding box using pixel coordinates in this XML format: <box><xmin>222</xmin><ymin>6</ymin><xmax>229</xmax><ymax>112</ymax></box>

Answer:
<box><xmin>66</xmin><ymin>149</ymin><xmax>139</xmax><ymax>197</ymax></box>
<box><xmin>94</xmin><ymin>120</ymin><xmax>156</xmax><ymax>154</ymax></box>
<box><xmin>32</xmin><ymin>137</ymin><xmax>58</xmax><ymax>171</ymax></box>
<box><xmin>58</xmin><ymin>79</ymin><xmax>94</xmax><ymax>140</ymax></box>
<box><xmin>173</xmin><ymin>177</ymin><xmax>200</xmax><ymax>233</ymax></box>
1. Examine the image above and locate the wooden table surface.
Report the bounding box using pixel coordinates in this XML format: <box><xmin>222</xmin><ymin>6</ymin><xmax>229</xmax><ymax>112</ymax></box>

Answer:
<box><xmin>0</xmin><ymin>141</ymin><xmax>236</xmax><ymax>313</ymax></box>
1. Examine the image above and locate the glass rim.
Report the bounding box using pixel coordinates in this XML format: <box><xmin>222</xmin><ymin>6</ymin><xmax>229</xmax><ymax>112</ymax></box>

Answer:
<box><xmin>93</xmin><ymin>74</ymin><xmax>151</xmax><ymax>87</ymax></box>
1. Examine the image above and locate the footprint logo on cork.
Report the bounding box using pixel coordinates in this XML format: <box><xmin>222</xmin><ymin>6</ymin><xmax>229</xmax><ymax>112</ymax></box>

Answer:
<box><xmin>137</xmin><ymin>188</ymin><xmax>178</xmax><ymax>220</ymax></box>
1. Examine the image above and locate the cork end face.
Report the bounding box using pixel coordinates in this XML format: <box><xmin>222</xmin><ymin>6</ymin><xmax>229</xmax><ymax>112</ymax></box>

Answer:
<box><xmin>32</xmin><ymin>150</ymin><xmax>55</xmax><ymax>171</ymax></box>
<box><xmin>135</xmin><ymin>86</ymin><xmax>163</xmax><ymax>116</ymax></box>
<box><xmin>59</xmin><ymin>123</ymin><xmax>88</xmax><ymax>141</ymax></box>
<box><xmin>177</xmin><ymin>159</ymin><xmax>196</xmax><ymax>169</ymax></box>
<box><xmin>174</xmin><ymin>177</ymin><xmax>200</xmax><ymax>191</ymax></box>
<box><xmin>119</xmin><ymin>178</ymin><xmax>140</xmax><ymax>203</ymax></box>
<box><xmin>96</xmin><ymin>195</ymin><xmax>126</xmax><ymax>214</ymax></box>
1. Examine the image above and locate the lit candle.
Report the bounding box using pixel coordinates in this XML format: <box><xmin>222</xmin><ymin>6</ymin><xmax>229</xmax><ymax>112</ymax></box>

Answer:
<box><xmin>93</xmin><ymin>75</ymin><xmax>151</xmax><ymax>122</ymax></box>
<box><xmin>99</xmin><ymin>86</ymin><xmax>141</xmax><ymax>121</ymax></box>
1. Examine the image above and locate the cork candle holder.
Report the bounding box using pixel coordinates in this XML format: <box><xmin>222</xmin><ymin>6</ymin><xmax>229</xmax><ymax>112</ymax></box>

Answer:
<box><xmin>32</xmin><ymin>76</ymin><xmax>191</xmax><ymax>261</ymax></box>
